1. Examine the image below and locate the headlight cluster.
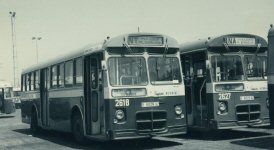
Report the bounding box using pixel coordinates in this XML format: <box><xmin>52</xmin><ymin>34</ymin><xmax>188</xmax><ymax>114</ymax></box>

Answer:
<box><xmin>217</xmin><ymin>102</ymin><xmax>228</xmax><ymax>115</ymax></box>
<box><xmin>215</xmin><ymin>83</ymin><xmax>244</xmax><ymax>92</ymax></box>
<box><xmin>115</xmin><ymin>109</ymin><xmax>125</xmax><ymax>120</ymax></box>
<box><xmin>112</xmin><ymin>88</ymin><xmax>146</xmax><ymax>97</ymax></box>
<box><xmin>174</xmin><ymin>105</ymin><xmax>184</xmax><ymax>119</ymax></box>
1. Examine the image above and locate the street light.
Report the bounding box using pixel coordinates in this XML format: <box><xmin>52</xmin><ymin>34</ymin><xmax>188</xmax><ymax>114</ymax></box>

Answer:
<box><xmin>9</xmin><ymin>11</ymin><xmax>19</xmax><ymax>87</ymax></box>
<box><xmin>32</xmin><ymin>37</ymin><xmax>42</xmax><ymax>63</ymax></box>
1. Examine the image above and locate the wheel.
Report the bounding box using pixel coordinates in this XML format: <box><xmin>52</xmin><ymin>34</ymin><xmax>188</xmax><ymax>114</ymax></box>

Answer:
<box><xmin>30</xmin><ymin>110</ymin><xmax>40</xmax><ymax>133</ymax></box>
<box><xmin>72</xmin><ymin>113</ymin><xmax>85</xmax><ymax>143</ymax></box>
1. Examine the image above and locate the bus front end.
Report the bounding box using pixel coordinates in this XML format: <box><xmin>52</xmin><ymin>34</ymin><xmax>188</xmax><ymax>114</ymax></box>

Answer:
<box><xmin>104</xmin><ymin>33</ymin><xmax>186</xmax><ymax>140</ymax></box>
<box><xmin>209</xmin><ymin>52</ymin><xmax>269</xmax><ymax>129</ymax></box>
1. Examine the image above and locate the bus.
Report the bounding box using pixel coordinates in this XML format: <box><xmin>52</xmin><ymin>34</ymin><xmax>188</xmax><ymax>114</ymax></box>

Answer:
<box><xmin>0</xmin><ymin>81</ymin><xmax>16</xmax><ymax>114</ymax></box>
<box><xmin>268</xmin><ymin>25</ymin><xmax>274</xmax><ymax>128</ymax></box>
<box><xmin>179</xmin><ymin>34</ymin><xmax>269</xmax><ymax>129</ymax></box>
<box><xmin>21</xmin><ymin>32</ymin><xmax>186</xmax><ymax>142</ymax></box>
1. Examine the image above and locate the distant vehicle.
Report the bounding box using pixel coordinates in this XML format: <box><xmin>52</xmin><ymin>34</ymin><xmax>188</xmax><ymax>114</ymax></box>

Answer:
<box><xmin>180</xmin><ymin>34</ymin><xmax>269</xmax><ymax>130</ymax></box>
<box><xmin>0</xmin><ymin>81</ymin><xmax>16</xmax><ymax>114</ymax></box>
<box><xmin>13</xmin><ymin>87</ymin><xmax>21</xmax><ymax>109</ymax></box>
<box><xmin>268</xmin><ymin>25</ymin><xmax>274</xmax><ymax>128</ymax></box>
<box><xmin>21</xmin><ymin>32</ymin><xmax>187</xmax><ymax>142</ymax></box>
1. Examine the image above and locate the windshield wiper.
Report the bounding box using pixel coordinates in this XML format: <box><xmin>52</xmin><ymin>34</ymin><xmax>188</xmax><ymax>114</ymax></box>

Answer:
<box><xmin>123</xmin><ymin>37</ymin><xmax>133</xmax><ymax>54</ymax></box>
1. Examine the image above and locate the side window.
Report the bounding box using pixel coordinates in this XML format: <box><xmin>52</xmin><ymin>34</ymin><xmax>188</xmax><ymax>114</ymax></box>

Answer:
<box><xmin>65</xmin><ymin>60</ymin><xmax>73</xmax><ymax>85</ymax></box>
<box><xmin>31</xmin><ymin>72</ymin><xmax>35</xmax><ymax>90</ymax></box>
<box><xmin>25</xmin><ymin>75</ymin><xmax>28</xmax><ymax>91</ymax></box>
<box><xmin>59</xmin><ymin>63</ymin><xmax>65</xmax><ymax>87</ymax></box>
<box><xmin>75</xmin><ymin>58</ymin><xmax>83</xmax><ymax>84</ymax></box>
<box><xmin>22</xmin><ymin>75</ymin><xmax>25</xmax><ymax>91</ymax></box>
<box><xmin>51</xmin><ymin>65</ymin><xmax>58</xmax><ymax>88</ymax></box>
<box><xmin>27</xmin><ymin>73</ymin><xmax>31</xmax><ymax>91</ymax></box>
<box><xmin>35</xmin><ymin>70</ymin><xmax>40</xmax><ymax>90</ymax></box>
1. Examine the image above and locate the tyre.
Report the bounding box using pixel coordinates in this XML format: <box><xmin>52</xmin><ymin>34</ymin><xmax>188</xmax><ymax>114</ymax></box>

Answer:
<box><xmin>72</xmin><ymin>112</ymin><xmax>85</xmax><ymax>143</ymax></box>
<box><xmin>30</xmin><ymin>110</ymin><xmax>40</xmax><ymax>133</ymax></box>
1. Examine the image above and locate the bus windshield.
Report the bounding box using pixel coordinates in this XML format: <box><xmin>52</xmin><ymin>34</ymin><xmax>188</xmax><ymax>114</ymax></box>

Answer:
<box><xmin>148</xmin><ymin>57</ymin><xmax>181</xmax><ymax>84</ymax></box>
<box><xmin>244</xmin><ymin>55</ymin><xmax>267</xmax><ymax>80</ymax></box>
<box><xmin>211</xmin><ymin>55</ymin><xmax>244</xmax><ymax>82</ymax></box>
<box><xmin>108</xmin><ymin>57</ymin><xmax>148</xmax><ymax>86</ymax></box>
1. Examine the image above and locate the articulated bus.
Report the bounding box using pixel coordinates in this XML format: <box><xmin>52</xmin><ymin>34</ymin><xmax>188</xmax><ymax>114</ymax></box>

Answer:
<box><xmin>268</xmin><ymin>25</ymin><xmax>274</xmax><ymax>128</ymax></box>
<box><xmin>0</xmin><ymin>81</ymin><xmax>16</xmax><ymax>114</ymax></box>
<box><xmin>180</xmin><ymin>34</ymin><xmax>269</xmax><ymax>129</ymax></box>
<box><xmin>21</xmin><ymin>33</ymin><xmax>186</xmax><ymax>142</ymax></box>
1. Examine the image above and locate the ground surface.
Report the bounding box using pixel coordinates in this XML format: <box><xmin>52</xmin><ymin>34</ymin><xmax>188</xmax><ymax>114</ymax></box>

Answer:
<box><xmin>0</xmin><ymin>110</ymin><xmax>274</xmax><ymax>150</ymax></box>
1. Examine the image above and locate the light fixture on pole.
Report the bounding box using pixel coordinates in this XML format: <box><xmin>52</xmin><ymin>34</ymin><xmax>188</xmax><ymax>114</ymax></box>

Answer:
<box><xmin>32</xmin><ymin>37</ymin><xmax>42</xmax><ymax>63</ymax></box>
<box><xmin>9</xmin><ymin>11</ymin><xmax>19</xmax><ymax>87</ymax></box>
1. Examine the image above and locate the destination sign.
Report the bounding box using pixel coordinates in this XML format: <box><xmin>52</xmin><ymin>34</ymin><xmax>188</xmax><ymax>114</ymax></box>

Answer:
<box><xmin>225</xmin><ymin>37</ymin><xmax>256</xmax><ymax>46</ymax></box>
<box><xmin>127</xmin><ymin>36</ymin><xmax>163</xmax><ymax>46</ymax></box>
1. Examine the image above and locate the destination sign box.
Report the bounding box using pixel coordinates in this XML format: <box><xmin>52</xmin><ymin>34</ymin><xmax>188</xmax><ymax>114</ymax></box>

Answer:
<box><xmin>225</xmin><ymin>37</ymin><xmax>256</xmax><ymax>46</ymax></box>
<box><xmin>128</xmin><ymin>35</ymin><xmax>163</xmax><ymax>46</ymax></box>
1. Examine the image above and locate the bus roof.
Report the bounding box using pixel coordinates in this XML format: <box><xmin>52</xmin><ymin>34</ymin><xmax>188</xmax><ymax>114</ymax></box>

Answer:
<box><xmin>0</xmin><ymin>81</ymin><xmax>12</xmax><ymax>88</ymax></box>
<box><xmin>180</xmin><ymin>34</ymin><xmax>268</xmax><ymax>54</ymax></box>
<box><xmin>22</xmin><ymin>32</ymin><xmax>178</xmax><ymax>74</ymax></box>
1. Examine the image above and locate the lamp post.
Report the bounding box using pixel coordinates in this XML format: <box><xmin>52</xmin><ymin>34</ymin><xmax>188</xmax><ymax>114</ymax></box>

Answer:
<box><xmin>9</xmin><ymin>11</ymin><xmax>19</xmax><ymax>87</ymax></box>
<box><xmin>32</xmin><ymin>37</ymin><xmax>42</xmax><ymax>63</ymax></box>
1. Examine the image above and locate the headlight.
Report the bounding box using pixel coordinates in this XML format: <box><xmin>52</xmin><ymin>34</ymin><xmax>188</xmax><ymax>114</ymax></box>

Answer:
<box><xmin>115</xmin><ymin>109</ymin><xmax>125</xmax><ymax>120</ymax></box>
<box><xmin>175</xmin><ymin>105</ymin><xmax>182</xmax><ymax>115</ymax></box>
<box><xmin>215</xmin><ymin>83</ymin><xmax>244</xmax><ymax>92</ymax></box>
<box><xmin>218</xmin><ymin>102</ymin><xmax>227</xmax><ymax>112</ymax></box>
<box><xmin>266</xmin><ymin>98</ymin><xmax>269</xmax><ymax>109</ymax></box>
<box><xmin>112</xmin><ymin>88</ymin><xmax>146</xmax><ymax>97</ymax></box>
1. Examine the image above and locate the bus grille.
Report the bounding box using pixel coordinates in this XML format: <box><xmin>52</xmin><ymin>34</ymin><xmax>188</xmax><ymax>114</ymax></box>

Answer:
<box><xmin>136</xmin><ymin>111</ymin><xmax>167</xmax><ymax>133</ymax></box>
<box><xmin>236</xmin><ymin>104</ymin><xmax>260</xmax><ymax>122</ymax></box>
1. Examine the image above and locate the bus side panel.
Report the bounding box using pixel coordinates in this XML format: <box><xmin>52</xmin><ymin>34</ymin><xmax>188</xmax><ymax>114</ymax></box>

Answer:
<box><xmin>21</xmin><ymin>97</ymin><xmax>40</xmax><ymax>124</ymax></box>
<box><xmin>269</xmin><ymin>84</ymin><xmax>274</xmax><ymax>127</ymax></box>
<box><xmin>48</xmin><ymin>97</ymin><xmax>83</xmax><ymax>132</ymax></box>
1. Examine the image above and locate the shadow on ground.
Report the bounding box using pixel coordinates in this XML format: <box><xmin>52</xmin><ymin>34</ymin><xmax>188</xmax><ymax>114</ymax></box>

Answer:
<box><xmin>0</xmin><ymin>115</ymin><xmax>15</xmax><ymax>119</ymax></box>
<box><xmin>231</xmin><ymin>136</ymin><xmax>274</xmax><ymax>149</ymax></box>
<box><xmin>13</xmin><ymin>128</ymin><xmax>182</xmax><ymax>150</ymax></box>
<box><xmin>169</xmin><ymin>128</ymin><xmax>271</xmax><ymax>141</ymax></box>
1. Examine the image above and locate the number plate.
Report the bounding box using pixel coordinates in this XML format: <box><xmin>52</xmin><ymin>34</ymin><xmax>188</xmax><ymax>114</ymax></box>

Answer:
<box><xmin>240</xmin><ymin>96</ymin><xmax>255</xmax><ymax>101</ymax></box>
<box><xmin>141</xmin><ymin>102</ymin><xmax>159</xmax><ymax>107</ymax></box>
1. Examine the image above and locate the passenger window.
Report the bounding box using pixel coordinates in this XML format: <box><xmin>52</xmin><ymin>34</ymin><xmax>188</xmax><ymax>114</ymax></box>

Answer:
<box><xmin>22</xmin><ymin>75</ymin><xmax>25</xmax><ymax>91</ymax></box>
<box><xmin>59</xmin><ymin>63</ymin><xmax>64</xmax><ymax>87</ymax></box>
<box><xmin>35</xmin><ymin>70</ymin><xmax>40</xmax><ymax>90</ymax></box>
<box><xmin>51</xmin><ymin>66</ymin><xmax>58</xmax><ymax>87</ymax></box>
<box><xmin>65</xmin><ymin>60</ymin><xmax>73</xmax><ymax>85</ymax></box>
<box><xmin>75</xmin><ymin>58</ymin><xmax>83</xmax><ymax>84</ymax></box>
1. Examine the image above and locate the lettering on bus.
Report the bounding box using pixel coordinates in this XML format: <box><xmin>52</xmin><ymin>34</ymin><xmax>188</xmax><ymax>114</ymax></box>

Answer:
<box><xmin>115</xmin><ymin>99</ymin><xmax>130</xmax><ymax>107</ymax></box>
<box><xmin>218</xmin><ymin>93</ymin><xmax>231</xmax><ymax>100</ymax></box>
<box><xmin>226</xmin><ymin>37</ymin><xmax>255</xmax><ymax>46</ymax></box>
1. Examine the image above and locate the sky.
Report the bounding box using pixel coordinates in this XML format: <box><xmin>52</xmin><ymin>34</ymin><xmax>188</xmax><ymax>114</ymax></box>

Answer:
<box><xmin>0</xmin><ymin>0</ymin><xmax>274</xmax><ymax>86</ymax></box>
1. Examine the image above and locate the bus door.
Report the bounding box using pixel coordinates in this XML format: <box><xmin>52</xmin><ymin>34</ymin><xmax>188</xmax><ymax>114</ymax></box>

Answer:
<box><xmin>40</xmin><ymin>69</ymin><xmax>49</xmax><ymax>126</ymax></box>
<box><xmin>183</xmin><ymin>56</ymin><xmax>194</xmax><ymax>125</ymax></box>
<box><xmin>84</xmin><ymin>54</ymin><xmax>102</xmax><ymax>135</ymax></box>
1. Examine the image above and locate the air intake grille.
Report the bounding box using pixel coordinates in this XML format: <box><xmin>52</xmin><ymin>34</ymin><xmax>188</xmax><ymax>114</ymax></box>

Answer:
<box><xmin>136</xmin><ymin>111</ymin><xmax>167</xmax><ymax>133</ymax></box>
<box><xmin>236</xmin><ymin>104</ymin><xmax>260</xmax><ymax>122</ymax></box>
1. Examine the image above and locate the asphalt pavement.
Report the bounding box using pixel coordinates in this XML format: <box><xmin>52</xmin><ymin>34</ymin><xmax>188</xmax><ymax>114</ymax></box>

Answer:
<box><xmin>0</xmin><ymin>110</ymin><xmax>274</xmax><ymax>150</ymax></box>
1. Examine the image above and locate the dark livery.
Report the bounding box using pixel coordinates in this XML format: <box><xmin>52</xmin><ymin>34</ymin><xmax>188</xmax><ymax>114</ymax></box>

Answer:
<box><xmin>180</xmin><ymin>34</ymin><xmax>269</xmax><ymax>129</ymax></box>
<box><xmin>268</xmin><ymin>25</ymin><xmax>274</xmax><ymax>128</ymax></box>
<box><xmin>21</xmin><ymin>32</ymin><xmax>187</xmax><ymax>142</ymax></box>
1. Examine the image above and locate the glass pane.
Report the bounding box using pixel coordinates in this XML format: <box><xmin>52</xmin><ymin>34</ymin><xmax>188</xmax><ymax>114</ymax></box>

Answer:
<box><xmin>59</xmin><ymin>64</ymin><xmax>64</xmax><ymax>87</ymax></box>
<box><xmin>148</xmin><ymin>57</ymin><xmax>182</xmax><ymax>84</ymax></box>
<box><xmin>108</xmin><ymin>57</ymin><xmax>148</xmax><ymax>86</ymax></box>
<box><xmin>211</xmin><ymin>55</ymin><xmax>244</xmax><ymax>82</ymax></box>
<box><xmin>75</xmin><ymin>58</ymin><xmax>83</xmax><ymax>84</ymax></box>
<box><xmin>65</xmin><ymin>61</ymin><xmax>74</xmax><ymax>85</ymax></box>
<box><xmin>51</xmin><ymin>66</ymin><xmax>58</xmax><ymax>87</ymax></box>
<box><xmin>244</xmin><ymin>56</ymin><xmax>267</xmax><ymax>80</ymax></box>
<box><xmin>35</xmin><ymin>71</ymin><xmax>39</xmax><ymax>90</ymax></box>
